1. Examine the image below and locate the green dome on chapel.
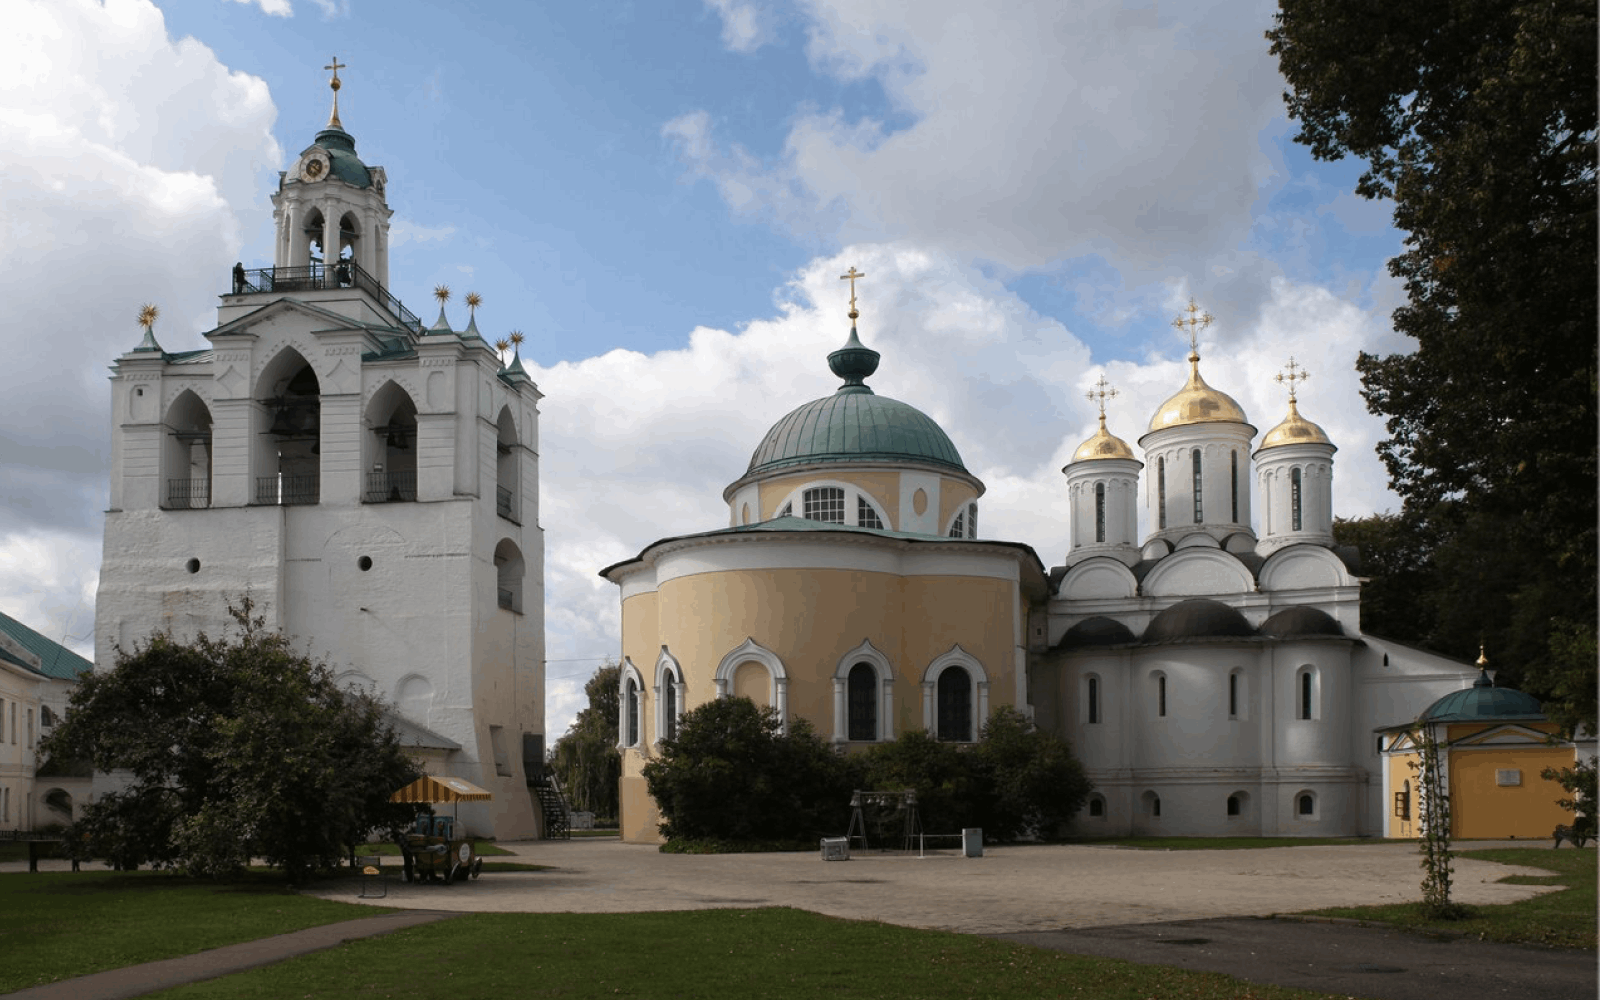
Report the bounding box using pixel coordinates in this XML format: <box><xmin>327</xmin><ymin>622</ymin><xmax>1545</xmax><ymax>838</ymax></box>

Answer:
<box><xmin>745</xmin><ymin>326</ymin><xmax>968</xmax><ymax>476</ymax></box>
<box><xmin>1418</xmin><ymin>670</ymin><xmax>1545</xmax><ymax>723</ymax></box>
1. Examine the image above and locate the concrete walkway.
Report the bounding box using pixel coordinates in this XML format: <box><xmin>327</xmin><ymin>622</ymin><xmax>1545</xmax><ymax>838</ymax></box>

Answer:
<box><xmin>1</xmin><ymin>911</ymin><xmax>458</xmax><ymax>1000</ymax></box>
<box><xmin>301</xmin><ymin>837</ymin><xmax>1569</xmax><ymax>935</ymax></box>
<box><xmin>4</xmin><ymin>839</ymin><xmax>1593</xmax><ymax>1000</ymax></box>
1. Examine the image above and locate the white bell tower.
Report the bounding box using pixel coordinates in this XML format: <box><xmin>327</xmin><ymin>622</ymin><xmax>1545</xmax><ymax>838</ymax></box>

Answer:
<box><xmin>270</xmin><ymin>58</ymin><xmax>392</xmax><ymax>286</ymax></box>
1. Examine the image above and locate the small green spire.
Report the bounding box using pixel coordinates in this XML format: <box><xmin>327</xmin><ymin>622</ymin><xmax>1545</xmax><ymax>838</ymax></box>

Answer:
<box><xmin>827</xmin><ymin>325</ymin><xmax>880</xmax><ymax>394</ymax></box>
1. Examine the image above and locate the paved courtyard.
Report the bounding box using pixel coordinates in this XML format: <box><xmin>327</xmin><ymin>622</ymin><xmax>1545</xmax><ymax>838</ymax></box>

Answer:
<box><xmin>303</xmin><ymin>838</ymin><xmax>1563</xmax><ymax>935</ymax></box>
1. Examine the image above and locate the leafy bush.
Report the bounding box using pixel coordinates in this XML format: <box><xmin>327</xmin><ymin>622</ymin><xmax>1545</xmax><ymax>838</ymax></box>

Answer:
<box><xmin>643</xmin><ymin>699</ymin><xmax>1091</xmax><ymax>849</ymax></box>
<box><xmin>642</xmin><ymin>697</ymin><xmax>856</xmax><ymax>844</ymax></box>
<box><xmin>41</xmin><ymin>600</ymin><xmax>421</xmax><ymax>880</ymax></box>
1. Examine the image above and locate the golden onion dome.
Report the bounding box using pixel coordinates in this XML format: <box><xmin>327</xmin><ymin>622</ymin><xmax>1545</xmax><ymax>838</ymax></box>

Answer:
<box><xmin>1258</xmin><ymin>398</ymin><xmax>1334</xmax><ymax>451</ymax></box>
<box><xmin>1148</xmin><ymin>353</ymin><xmax>1249</xmax><ymax>432</ymax></box>
<box><xmin>1072</xmin><ymin>413</ymin><xmax>1136</xmax><ymax>462</ymax></box>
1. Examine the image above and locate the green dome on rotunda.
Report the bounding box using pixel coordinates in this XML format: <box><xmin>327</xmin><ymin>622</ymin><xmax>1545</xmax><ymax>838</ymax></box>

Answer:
<box><xmin>745</xmin><ymin>326</ymin><xmax>968</xmax><ymax>476</ymax></box>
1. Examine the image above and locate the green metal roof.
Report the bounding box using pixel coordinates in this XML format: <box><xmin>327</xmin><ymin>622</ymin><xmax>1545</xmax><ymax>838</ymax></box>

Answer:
<box><xmin>1419</xmin><ymin>671</ymin><xmax>1545</xmax><ymax>723</ymax></box>
<box><xmin>0</xmin><ymin>610</ymin><xmax>92</xmax><ymax>681</ymax></box>
<box><xmin>747</xmin><ymin>390</ymin><xmax>967</xmax><ymax>475</ymax></box>
<box><xmin>311</xmin><ymin>127</ymin><xmax>372</xmax><ymax>189</ymax></box>
<box><xmin>744</xmin><ymin>325</ymin><xmax>969</xmax><ymax>476</ymax></box>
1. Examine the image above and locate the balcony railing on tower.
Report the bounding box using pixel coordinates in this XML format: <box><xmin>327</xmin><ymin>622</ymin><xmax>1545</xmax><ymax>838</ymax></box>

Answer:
<box><xmin>164</xmin><ymin>479</ymin><xmax>211</xmax><ymax>509</ymax></box>
<box><xmin>256</xmin><ymin>475</ymin><xmax>320</xmax><ymax>506</ymax></box>
<box><xmin>365</xmin><ymin>471</ymin><xmax>417</xmax><ymax>503</ymax></box>
<box><xmin>231</xmin><ymin>261</ymin><xmax>422</xmax><ymax>334</ymax></box>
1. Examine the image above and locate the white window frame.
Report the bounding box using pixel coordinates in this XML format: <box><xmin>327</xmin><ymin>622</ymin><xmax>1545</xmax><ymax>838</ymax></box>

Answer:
<box><xmin>714</xmin><ymin>638</ymin><xmax>789</xmax><ymax>733</ymax></box>
<box><xmin>771</xmin><ymin>480</ymin><xmax>891</xmax><ymax>530</ymax></box>
<box><xmin>618</xmin><ymin>658</ymin><xmax>646</xmax><ymax>750</ymax></box>
<box><xmin>831</xmin><ymin>639</ymin><xmax>894</xmax><ymax>743</ymax></box>
<box><xmin>920</xmin><ymin>645</ymin><xmax>988</xmax><ymax>742</ymax></box>
<box><xmin>654</xmin><ymin>647</ymin><xmax>685</xmax><ymax>746</ymax></box>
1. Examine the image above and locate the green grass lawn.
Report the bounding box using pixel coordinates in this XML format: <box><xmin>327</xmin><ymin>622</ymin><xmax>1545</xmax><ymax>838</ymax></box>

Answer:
<box><xmin>0</xmin><ymin>871</ymin><xmax>391</xmax><ymax>994</ymax></box>
<box><xmin>1301</xmin><ymin>847</ymin><xmax>1596</xmax><ymax>949</ymax></box>
<box><xmin>146</xmin><ymin>907</ymin><xmax>1341</xmax><ymax>1000</ymax></box>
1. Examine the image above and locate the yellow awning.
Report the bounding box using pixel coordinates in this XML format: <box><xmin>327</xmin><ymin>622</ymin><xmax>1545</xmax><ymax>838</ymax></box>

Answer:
<box><xmin>390</xmin><ymin>775</ymin><xmax>494</xmax><ymax>803</ymax></box>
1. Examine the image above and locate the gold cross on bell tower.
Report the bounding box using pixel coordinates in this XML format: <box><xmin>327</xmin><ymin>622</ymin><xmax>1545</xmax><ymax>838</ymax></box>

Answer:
<box><xmin>1171</xmin><ymin>298</ymin><xmax>1213</xmax><ymax>358</ymax></box>
<box><xmin>324</xmin><ymin>56</ymin><xmax>346</xmax><ymax>129</ymax></box>
<box><xmin>1086</xmin><ymin>374</ymin><xmax>1118</xmax><ymax>416</ymax></box>
<box><xmin>840</xmin><ymin>267</ymin><xmax>865</xmax><ymax>321</ymax></box>
<box><xmin>1276</xmin><ymin>356</ymin><xmax>1310</xmax><ymax>402</ymax></box>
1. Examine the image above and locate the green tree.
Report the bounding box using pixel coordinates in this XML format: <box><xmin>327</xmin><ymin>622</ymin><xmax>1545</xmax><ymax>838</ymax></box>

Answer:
<box><xmin>1331</xmin><ymin>513</ymin><xmax>1437</xmax><ymax>645</ymax></box>
<box><xmin>642</xmin><ymin>697</ymin><xmax>855</xmax><ymax>845</ymax></box>
<box><xmin>1541</xmin><ymin>755</ymin><xmax>1597</xmax><ymax>841</ymax></box>
<box><xmin>860</xmin><ymin>729</ymin><xmax>986</xmax><ymax>836</ymax></box>
<box><xmin>1269</xmin><ymin>0</ymin><xmax>1597</xmax><ymax>734</ymax></box>
<box><xmin>548</xmin><ymin>664</ymin><xmax>622</xmax><ymax>823</ymax></box>
<box><xmin>41</xmin><ymin>601</ymin><xmax>420</xmax><ymax>880</ymax></box>
<box><xmin>974</xmin><ymin>707</ymin><xmax>1093</xmax><ymax>842</ymax></box>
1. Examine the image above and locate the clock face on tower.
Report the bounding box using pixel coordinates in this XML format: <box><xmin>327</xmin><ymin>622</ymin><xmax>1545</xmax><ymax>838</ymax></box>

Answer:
<box><xmin>298</xmin><ymin>150</ymin><xmax>330</xmax><ymax>182</ymax></box>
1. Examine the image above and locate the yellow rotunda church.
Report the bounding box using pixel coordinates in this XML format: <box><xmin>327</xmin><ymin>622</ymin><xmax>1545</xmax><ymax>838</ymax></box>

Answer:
<box><xmin>603</xmin><ymin>288</ymin><xmax>1494</xmax><ymax>843</ymax></box>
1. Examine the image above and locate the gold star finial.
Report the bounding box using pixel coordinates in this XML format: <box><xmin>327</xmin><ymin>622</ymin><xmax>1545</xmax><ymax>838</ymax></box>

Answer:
<box><xmin>137</xmin><ymin>303</ymin><xmax>159</xmax><ymax>331</ymax></box>
<box><xmin>840</xmin><ymin>266</ymin><xmax>865</xmax><ymax>322</ymax></box>
<box><xmin>1171</xmin><ymin>297</ymin><xmax>1213</xmax><ymax>359</ymax></box>
<box><xmin>465</xmin><ymin>291</ymin><xmax>482</xmax><ymax>313</ymax></box>
<box><xmin>1086</xmin><ymin>374</ymin><xmax>1118</xmax><ymax>418</ymax></box>
<box><xmin>1276</xmin><ymin>356</ymin><xmax>1310</xmax><ymax>403</ymax></box>
<box><xmin>324</xmin><ymin>56</ymin><xmax>346</xmax><ymax>129</ymax></box>
<box><xmin>433</xmin><ymin>284</ymin><xmax>451</xmax><ymax>305</ymax></box>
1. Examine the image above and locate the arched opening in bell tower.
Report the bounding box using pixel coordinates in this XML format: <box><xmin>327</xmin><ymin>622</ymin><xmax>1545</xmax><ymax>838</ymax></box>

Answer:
<box><xmin>496</xmin><ymin>406</ymin><xmax>520</xmax><ymax>523</ymax></box>
<box><xmin>301</xmin><ymin>209</ymin><xmax>327</xmax><ymax>266</ymax></box>
<box><xmin>161</xmin><ymin>390</ymin><xmax>212</xmax><ymax>509</ymax></box>
<box><xmin>364</xmin><ymin>381</ymin><xmax>418</xmax><ymax>502</ymax></box>
<box><xmin>255</xmin><ymin>349</ymin><xmax>321</xmax><ymax>505</ymax></box>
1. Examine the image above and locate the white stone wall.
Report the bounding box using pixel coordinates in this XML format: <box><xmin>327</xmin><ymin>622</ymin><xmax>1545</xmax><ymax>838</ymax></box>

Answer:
<box><xmin>99</xmin><ymin>287</ymin><xmax>546</xmax><ymax>839</ymax></box>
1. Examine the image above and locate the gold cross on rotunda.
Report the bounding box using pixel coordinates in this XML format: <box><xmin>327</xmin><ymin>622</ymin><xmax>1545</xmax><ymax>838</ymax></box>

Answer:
<box><xmin>1086</xmin><ymin>374</ymin><xmax>1118</xmax><ymax>416</ymax></box>
<box><xmin>1171</xmin><ymin>298</ymin><xmax>1213</xmax><ymax>357</ymax></box>
<box><xmin>1275</xmin><ymin>356</ymin><xmax>1310</xmax><ymax>402</ymax></box>
<box><xmin>324</xmin><ymin>56</ymin><xmax>346</xmax><ymax>129</ymax></box>
<box><xmin>840</xmin><ymin>266</ymin><xmax>865</xmax><ymax>321</ymax></box>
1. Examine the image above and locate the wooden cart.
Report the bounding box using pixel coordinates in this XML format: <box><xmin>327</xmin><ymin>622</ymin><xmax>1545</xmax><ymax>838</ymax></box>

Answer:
<box><xmin>389</xmin><ymin>775</ymin><xmax>493</xmax><ymax>884</ymax></box>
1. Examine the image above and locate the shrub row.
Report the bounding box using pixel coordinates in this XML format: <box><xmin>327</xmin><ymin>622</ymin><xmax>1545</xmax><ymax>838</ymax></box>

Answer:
<box><xmin>642</xmin><ymin>698</ymin><xmax>1092</xmax><ymax>848</ymax></box>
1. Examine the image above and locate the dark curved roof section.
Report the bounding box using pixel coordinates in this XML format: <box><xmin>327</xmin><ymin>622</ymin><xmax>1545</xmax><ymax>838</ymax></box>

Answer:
<box><xmin>1260</xmin><ymin>606</ymin><xmax>1344</xmax><ymax>639</ymax></box>
<box><xmin>1055</xmin><ymin>616</ymin><xmax>1137</xmax><ymax>650</ymax></box>
<box><xmin>1143</xmin><ymin>598</ymin><xmax>1257</xmax><ymax>643</ymax></box>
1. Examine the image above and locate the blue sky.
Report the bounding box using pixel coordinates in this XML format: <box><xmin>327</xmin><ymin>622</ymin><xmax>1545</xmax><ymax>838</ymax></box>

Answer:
<box><xmin>1</xmin><ymin>0</ymin><xmax>1415</xmax><ymax>739</ymax></box>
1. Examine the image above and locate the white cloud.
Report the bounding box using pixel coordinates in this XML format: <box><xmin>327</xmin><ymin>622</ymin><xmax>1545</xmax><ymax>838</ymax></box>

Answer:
<box><xmin>0</xmin><ymin>0</ymin><xmax>279</xmax><ymax>635</ymax></box>
<box><xmin>670</xmin><ymin>0</ymin><xmax>1286</xmax><ymax>283</ymax></box>
<box><xmin>704</xmin><ymin>0</ymin><xmax>774</xmax><ymax>53</ymax></box>
<box><xmin>0</xmin><ymin>530</ymin><xmax>99</xmax><ymax>659</ymax></box>
<box><xmin>388</xmin><ymin>220</ymin><xmax>458</xmax><ymax>247</ymax></box>
<box><xmin>225</xmin><ymin>0</ymin><xmax>293</xmax><ymax>16</ymax></box>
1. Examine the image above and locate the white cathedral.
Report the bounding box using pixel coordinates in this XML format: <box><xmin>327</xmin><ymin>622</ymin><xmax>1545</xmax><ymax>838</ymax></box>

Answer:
<box><xmin>96</xmin><ymin>69</ymin><xmax>547</xmax><ymax>839</ymax></box>
<box><xmin>604</xmin><ymin>293</ymin><xmax>1477</xmax><ymax>842</ymax></box>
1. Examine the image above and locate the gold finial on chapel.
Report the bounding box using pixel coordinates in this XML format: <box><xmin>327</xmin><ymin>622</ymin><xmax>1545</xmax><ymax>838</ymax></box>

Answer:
<box><xmin>1171</xmin><ymin>298</ymin><xmax>1213</xmax><ymax>359</ymax></box>
<box><xmin>840</xmin><ymin>266</ymin><xmax>865</xmax><ymax>322</ymax></box>
<box><xmin>1276</xmin><ymin>356</ymin><xmax>1310</xmax><ymax>403</ymax></box>
<box><xmin>1086</xmin><ymin>374</ymin><xmax>1118</xmax><ymax>417</ymax></box>
<box><xmin>324</xmin><ymin>56</ymin><xmax>346</xmax><ymax>129</ymax></box>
